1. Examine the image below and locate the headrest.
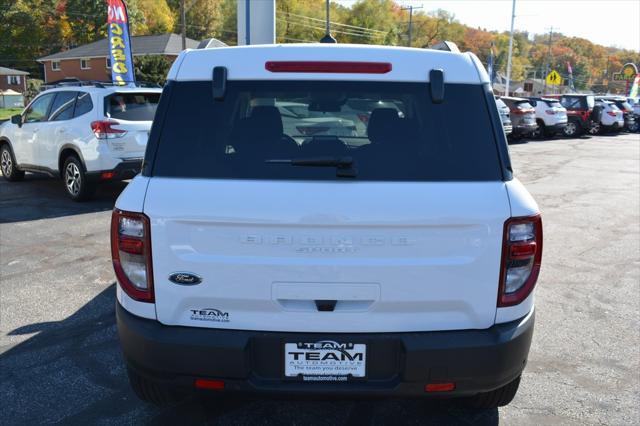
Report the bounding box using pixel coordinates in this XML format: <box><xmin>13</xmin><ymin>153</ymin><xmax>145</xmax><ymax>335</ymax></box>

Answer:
<box><xmin>367</xmin><ymin>108</ymin><xmax>401</xmax><ymax>143</ymax></box>
<box><xmin>250</xmin><ymin>106</ymin><xmax>283</xmax><ymax>139</ymax></box>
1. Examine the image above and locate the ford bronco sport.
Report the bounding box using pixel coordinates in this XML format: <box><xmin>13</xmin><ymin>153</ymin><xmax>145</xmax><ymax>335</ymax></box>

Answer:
<box><xmin>112</xmin><ymin>45</ymin><xmax>542</xmax><ymax>409</ymax></box>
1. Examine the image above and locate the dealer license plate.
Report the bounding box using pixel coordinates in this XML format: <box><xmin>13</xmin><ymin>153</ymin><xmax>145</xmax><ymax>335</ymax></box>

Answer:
<box><xmin>284</xmin><ymin>341</ymin><xmax>366</xmax><ymax>379</ymax></box>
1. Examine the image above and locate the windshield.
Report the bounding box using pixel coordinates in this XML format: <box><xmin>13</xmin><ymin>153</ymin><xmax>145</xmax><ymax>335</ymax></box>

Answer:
<box><xmin>150</xmin><ymin>80</ymin><xmax>503</xmax><ymax>181</ymax></box>
<box><xmin>105</xmin><ymin>92</ymin><xmax>160</xmax><ymax>121</ymax></box>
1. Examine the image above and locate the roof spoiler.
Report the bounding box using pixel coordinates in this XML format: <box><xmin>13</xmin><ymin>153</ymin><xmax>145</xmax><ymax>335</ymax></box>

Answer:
<box><xmin>429</xmin><ymin>41</ymin><xmax>460</xmax><ymax>53</ymax></box>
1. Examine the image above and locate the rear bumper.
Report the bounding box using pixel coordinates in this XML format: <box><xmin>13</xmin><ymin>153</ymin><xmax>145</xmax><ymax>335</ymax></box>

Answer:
<box><xmin>512</xmin><ymin>123</ymin><xmax>538</xmax><ymax>136</ymax></box>
<box><xmin>86</xmin><ymin>159</ymin><xmax>142</xmax><ymax>181</ymax></box>
<box><xmin>117</xmin><ymin>303</ymin><xmax>535</xmax><ymax>397</ymax></box>
<box><xmin>546</xmin><ymin>122</ymin><xmax>567</xmax><ymax>134</ymax></box>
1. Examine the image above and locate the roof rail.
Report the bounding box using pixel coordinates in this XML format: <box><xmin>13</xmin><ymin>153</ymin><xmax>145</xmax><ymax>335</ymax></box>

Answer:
<box><xmin>429</xmin><ymin>41</ymin><xmax>460</xmax><ymax>53</ymax></box>
<box><xmin>41</xmin><ymin>80</ymin><xmax>162</xmax><ymax>91</ymax></box>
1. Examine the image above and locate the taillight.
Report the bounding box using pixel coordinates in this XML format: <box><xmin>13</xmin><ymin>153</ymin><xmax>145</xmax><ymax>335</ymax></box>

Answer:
<box><xmin>265</xmin><ymin>61</ymin><xmax>392</xmax><ymax>74</ymax></box>
<box><xmin>91</xmin><ymin>120</ymin><xmax>127</xmax><ymax>139</ymax></box>
<box><xmin>545</xmin><ymin>109</ymin><xmax>556</xmax><ymax>115</ymax></box>
<box><xmin>607</xmin><ymin>111</ymin><xmax>616</xmax><ymax>117</ymax></box>
<box><xmin>498</xmin><ymin>215</ymin><xmax>543</xmax><ymax>307</ymax></box>
<box><xmin>111</xmin><ymin>209</ymin><xmax>154</xmax><ymax>302</ymax></box>
<box><xmin>511</xmin><ymin>108</ymin><xmax>533</xmax><ymax>115</ymax></box>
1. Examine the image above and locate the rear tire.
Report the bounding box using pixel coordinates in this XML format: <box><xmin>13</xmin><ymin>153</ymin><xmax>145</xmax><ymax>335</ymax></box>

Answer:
<box><xmin>127</xmin><ymin>367</ymin><xmax>181</xmax><ymax>406</ymax></box>
<box><xmin>0</xmin><ymin>143</ymin><xmax>25</xmax><ymax>182</ymax></box>
<box><xmin>532</xmin><ymin>121</ymin><xmax>545</xmax><ymax>139</ymax></box>
<box><xmin>562</xmin><ymin>120</ymin><xmax>581</xmax><ymax>137</ymax></box>
<box><xmin>62</xmin><ymin>155</ymin><xmax>96</xmax><ymax>201</ymax></box>
<box><xmin>465</xmin><ymin>376</ymin><xmax>521</xmax><ymax>409</ymax></box>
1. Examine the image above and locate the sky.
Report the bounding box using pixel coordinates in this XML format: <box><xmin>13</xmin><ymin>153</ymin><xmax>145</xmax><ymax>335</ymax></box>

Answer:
<box><xmin>334</xmin><ymin>0</ymin><xmax>640</xmax><ymax>51</ymax></box>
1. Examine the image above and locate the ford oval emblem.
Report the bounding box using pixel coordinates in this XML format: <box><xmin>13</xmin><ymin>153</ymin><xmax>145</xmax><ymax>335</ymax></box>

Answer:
<box><xmin>168</xmin><ymin>272</ymin><xmax>202</xmax><ymax>285</ymax></box>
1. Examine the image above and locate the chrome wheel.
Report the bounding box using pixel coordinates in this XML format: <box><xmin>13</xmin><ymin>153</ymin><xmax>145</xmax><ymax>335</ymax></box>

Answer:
<box><xmin>564</xmin><ymin>121</ymin><xmax>577</xmax><ymax>137</ymax></box>
<box><xmin>65</xmin><ymin>162</ymin><xmax>81</xmax><ymax>196</ymax></box>
<box><xmin>1</xmin><ymin>149</ymin><xmax>12</xmax><ymax>176</ymax></box>
<box><xmin>588</xmin><ymin>122</ymin><xmax>600</xmax><ymax>135</ymax></box>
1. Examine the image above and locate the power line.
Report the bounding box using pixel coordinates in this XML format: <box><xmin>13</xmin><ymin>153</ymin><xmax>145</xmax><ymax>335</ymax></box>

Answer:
<box><xmin>276</xmin><ymin>10</ymin><xmax>386</xmax><ymax>34</ymax></box>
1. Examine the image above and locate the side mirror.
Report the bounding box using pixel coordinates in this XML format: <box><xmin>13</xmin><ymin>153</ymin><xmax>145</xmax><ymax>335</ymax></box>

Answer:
<box><xmin>10</xmin><ymin>114</ymin><xmax>23</xmax><ymax>127</ymax></box>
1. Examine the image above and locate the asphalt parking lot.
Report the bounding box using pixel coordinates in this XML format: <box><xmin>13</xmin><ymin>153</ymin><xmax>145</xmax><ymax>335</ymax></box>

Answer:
<box><xmin>1</xmin><ymin>133</ymin><xmax>639</xmax><ymax>425</ymax></box>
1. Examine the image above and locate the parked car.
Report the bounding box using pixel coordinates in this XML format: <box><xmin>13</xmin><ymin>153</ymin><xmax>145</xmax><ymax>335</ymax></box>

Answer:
<box><xmin>527</xmin><ymin>97</ymin><xmax>567</xmax><ymax>138</ymax></box>
<box><xmin>547</xmin><ymin>94</ymin><xmax>595</xmax><ymax>137</ymax></box>
<box><xmin>0</xmin><ymin>84</ymin><xmax>162</xmax><ymax>200</ymax></box>
<box><xmin>276</xmin><ymin>101</ymin><xmax>357</xmax><ymax>143</ymax></box>
<box><xmin>495</xmin><ymin>97</ymin><xmax>513</xmax><ymax>135</ymax></box>
<box><xmin>113</xmin><ymin>44</ymin><xmax>541</xmax><ymax>409</ymax></box>
<box><xmin>592</xmin><ymin>99</ymin><xmax>625</xmax><ymax>134</ymax></box>
<box><xmin>599</xmin><ymin>96</ymin><xmax>638</xmax><ymax>132</ymax></box>
<box><xmin>628</xmin><ymin>97</ymin><xmax>640</xmax><ymax>116</ymax></box>
<box><xmin>500</xmin><ymin>96</ymin><xmax>538</xmax><ymax>140</ymax></box>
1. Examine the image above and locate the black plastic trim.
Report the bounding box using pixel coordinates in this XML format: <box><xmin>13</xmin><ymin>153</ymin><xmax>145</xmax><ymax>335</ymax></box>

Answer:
<box><xmin>142</xmin><ymin>81</ymin><xmax>173</xmax><ymax>177</ymax></box>
<box><xmin>117</xmin><ymin>302</ymin><xmax>534</xmax><ymax>397</ymax></box>
<box><xmin>483</xmin><ymin>84</ymin><xmax>513</xmax><ymax>181</ymax></box>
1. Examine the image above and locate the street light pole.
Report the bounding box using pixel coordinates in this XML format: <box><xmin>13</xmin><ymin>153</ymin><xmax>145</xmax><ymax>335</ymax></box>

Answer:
<box><xmin>505</xmin><ymin>0</ymin><xmax>516</xmax><ymax>96</ymax></box>
<box><xmin>180</xmin><ymin>0</ymin><xmax>186</xmax><ymax>50</ymax></box>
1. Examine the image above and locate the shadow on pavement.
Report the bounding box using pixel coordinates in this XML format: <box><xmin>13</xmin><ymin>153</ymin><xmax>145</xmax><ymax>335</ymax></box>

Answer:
<box><xmin>1</xmin><ymin>283</ymin><xmax>499</xmax><ymax>425</ymax></box>
<box><xmin>0</xmin><ymin>173</ymin><xmax>126</xmax><ymax>224</ymax></box>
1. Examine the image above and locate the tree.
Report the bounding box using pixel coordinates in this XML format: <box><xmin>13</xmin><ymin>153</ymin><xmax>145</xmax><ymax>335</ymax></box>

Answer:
<box><xmin>134</xmin><ymin>55</ymin><xmax>171</xmax><ymax>85</ymax></box>
<box><xmin>167</xmin><ymin>0</ymin><xmax>223</xmax><ymax>41</ymax></box>
<box><xmin>138</xmin><ymin>0</ymin><xmax>174</xmax><ymax>34</ymax></box>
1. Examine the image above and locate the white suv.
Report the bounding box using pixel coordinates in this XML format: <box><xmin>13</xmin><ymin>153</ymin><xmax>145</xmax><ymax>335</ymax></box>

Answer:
<box><xmin>112</xmin><ymin>44</ymin><xmax>542</xmax><ymax>408</ymax></box>
<box><xmin>528</xmin><ymin>97</ymin><xmax>567</xmax><ymax>138</ymax></box>
<box><xmin>0</xmin><ymin>84</ymin><xmax>162</xmax><ymax>200</ymax></box>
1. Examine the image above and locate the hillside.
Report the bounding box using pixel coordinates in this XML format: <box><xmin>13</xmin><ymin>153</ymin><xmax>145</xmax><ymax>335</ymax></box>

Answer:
<box><xmin>1</xmin><ymin>0</ymin><xmax>638</xmax><ymax>92</ymax></box>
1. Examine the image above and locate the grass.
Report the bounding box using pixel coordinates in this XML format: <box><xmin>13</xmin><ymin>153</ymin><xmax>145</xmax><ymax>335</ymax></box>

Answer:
<box><xmin>0</xmin><ymin>108</ymin><xmax>23</xmax><ymax>120</ymax></box>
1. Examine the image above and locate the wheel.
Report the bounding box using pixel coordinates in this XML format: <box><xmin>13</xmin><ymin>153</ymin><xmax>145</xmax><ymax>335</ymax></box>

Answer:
<box><xmin>628</xmin><ymin>121</ymin><xmax>639</xmax><ymax>132</ymax></box>
<box><xmin>62</xmin><ymin>155</ymin><xmax>96</xmax><ymax>201</ymax></box>
<box><xmin>531</xmin><ymin>121</ymin><xmax>545</xmax><ymax>139</ymax></box>
<box><xmin>0</xmin><ymin>143</ymin><xmax>25</xmax><ymax>181</ymax></box>
<box><xmin>587</xmin><ymin>121</ymin><xmax>601</xmax><ymax>135</ymax></box>
<box><xmin>562</xmin><ymin>120</ymin><xmax>581</xmax><ymax>137</ymax></box>
<box><xmin>127</xmin><ymin>367</ymin><xmax>181</xmax><ymax>406</ymax></box>
<box><xmin>466</xmin><ymin>376</ymin><xmax>521</xmax><ymax>409</ymax></box>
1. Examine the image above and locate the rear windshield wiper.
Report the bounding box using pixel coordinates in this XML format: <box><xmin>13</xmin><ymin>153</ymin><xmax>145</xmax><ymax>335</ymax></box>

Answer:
<box><xmin>266</xmin><ymin>156</ymin><xmax>356</xmax><ymax>178</ymax></box>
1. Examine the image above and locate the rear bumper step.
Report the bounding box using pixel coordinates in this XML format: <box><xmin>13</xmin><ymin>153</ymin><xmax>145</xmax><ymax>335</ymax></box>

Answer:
<box><xmin>87</xmin><ymin>159</ymin><xmax>142</xmax><ymax>181</ymax></box>
<box><xmin>117</xmin><ymin>302</ymin><xmax>534</xmax><ymax>397</ymax></box>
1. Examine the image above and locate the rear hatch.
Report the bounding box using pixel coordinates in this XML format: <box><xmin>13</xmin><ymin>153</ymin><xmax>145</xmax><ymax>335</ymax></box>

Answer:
<box><xmin>144</xmin><ymin>79</ymin><xmax>511</xmax><ymax>333</ymax></box>
<box><xmin>543</xmin><ymin>100</ymin><xmax>567</xmax><ymax>123</ymax></box>
<box><xmin>104</xmin><ymin>91</ymin><xmax>161</xmax><ymax>158</ymax></box>
<box><xmin>511</xmin><ymin>100</ymin><xmax>536</xmax><ymax>126</ymax></box>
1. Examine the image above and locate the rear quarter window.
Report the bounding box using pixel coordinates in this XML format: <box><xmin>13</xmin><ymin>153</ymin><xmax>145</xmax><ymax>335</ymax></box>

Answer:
<box><xmin>148</xmin><ymin>80</ymin><xmax>505</xmax><ymax>182</ymax></box>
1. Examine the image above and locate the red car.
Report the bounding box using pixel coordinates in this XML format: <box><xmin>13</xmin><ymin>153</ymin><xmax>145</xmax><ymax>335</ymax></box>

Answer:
<box><xmin>546</xmin><ymin>94</ymin><xmax>595</xmax><ymax>137</ymax></box>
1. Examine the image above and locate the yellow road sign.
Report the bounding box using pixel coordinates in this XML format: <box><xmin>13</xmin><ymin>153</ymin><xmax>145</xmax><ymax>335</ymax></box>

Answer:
<box><xmin>546</xmin><ymin>70</ymin><xmax>562</xmax><ymax>86</ymax></box>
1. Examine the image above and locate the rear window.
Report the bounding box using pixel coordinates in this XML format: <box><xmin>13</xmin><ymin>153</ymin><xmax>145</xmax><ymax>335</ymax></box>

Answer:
<box><xmin>150</xmin><ymin>81</ymin><xmax>503</xmax><ymax>181</ymax></box>
<box><xmin>105</xmin><ymin>92</ymin><xmax>160</xmax><ymax>121</ymax></box>
<box><xmin>515</xmin><ymin>101</ymin><xmax>533</xmax><ymax>110</ymax></box>
<box><xmin>561</xmin><ymin>95</ymin><xmax>594</xmax><ymax>110</ymax></box>
<box><xmin>543</xmin><ymin>100</ymin><xmax>562</xmax><ymax>108</ymax></box>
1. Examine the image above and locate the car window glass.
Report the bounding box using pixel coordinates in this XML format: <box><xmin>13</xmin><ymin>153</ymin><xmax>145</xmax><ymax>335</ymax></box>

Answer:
<box><xmin>74</xmin><ymin>92</ymin><xmax>93</xmax><ymax>117</ymax></box>
<box><xmin>152</xmin><ymin>80</ymin><xmax>503</xmax><ymax>182</ymax></box>
<box><xmin>24</xmin><ymin>94</ymin><xmax>55</xmax><ymax>123</ymax></box>
<box><xmin>105</xmin><ymin>92</ymin><xmax>160</xmax><ymax>121</ymax></box>
<box><xmin>49</xmin><ymin>91</ymin><xmax>77</xmax><ymax>121</ymax></box>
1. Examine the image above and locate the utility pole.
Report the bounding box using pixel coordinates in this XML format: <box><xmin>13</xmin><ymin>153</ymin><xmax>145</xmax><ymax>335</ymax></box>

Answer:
<box><xmin>320</xmin><ymin>0</ymin><xmax>337</xmax><ymax>43</ymax></box>
<box><xmin>180</xmin><ymin>0</ymin><xmax>186</xmax><ymax>50</ymax></box>
<box><xmin>505</xmin><ymin>0</ymin><xmax>516</xmax><ymax>96</ymax></box>
<box><xmin>401</xmin><ymin>5</ymin><xmax>423</xmax><ymax>47</ymax></box>
<box><xmin>542</xmin><ymin>26</ymin><xmax>553</xmax><ymax>95</ymax></box>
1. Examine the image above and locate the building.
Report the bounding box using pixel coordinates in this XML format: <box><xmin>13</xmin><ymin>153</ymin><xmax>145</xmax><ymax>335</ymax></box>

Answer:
<box><xmin>0</xmin><ymin>66</ymin><xmax>29</xmax><ymax>94</ymax></box>
<box><xmin>37</xmin><ymin>34</ymin><xmax>221</xmax><ymax>84</ymax></box>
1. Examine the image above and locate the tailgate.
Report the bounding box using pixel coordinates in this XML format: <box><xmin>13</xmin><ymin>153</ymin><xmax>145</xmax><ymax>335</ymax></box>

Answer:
<box><xmin>145</xmin><ymin>179</ymin><xmax>510</xmax><ymax>333</ymax></box>
<box><xmin>108</xmin><ymin>119</ymin><xmax>151</xmax><ymax>159</ymax></box>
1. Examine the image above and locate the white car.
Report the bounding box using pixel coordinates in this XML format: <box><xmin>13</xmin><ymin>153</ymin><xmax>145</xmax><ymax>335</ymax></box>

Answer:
<box><xmin>112</xmin><ymin>44</ymin><xmax>542</xmax><ymax>409</ymax></box>
<box><xmin>593</xmin><ymin>100</ymin><xmax>625</xmax><ymax>133</ymax></box>
<box><xmin>527</xmin><ymin>97</ymin><xmax>567</xmax><ymax>138</ymax></box>
<box><xmin>0</xmin><ymin>84</ymin><xmax>162</xmax><ymax>200</ymax></box>
<box><xmin>275</xmin><ymin>101</ymin><xmax>357</xmax><ymax>143</ymax></box>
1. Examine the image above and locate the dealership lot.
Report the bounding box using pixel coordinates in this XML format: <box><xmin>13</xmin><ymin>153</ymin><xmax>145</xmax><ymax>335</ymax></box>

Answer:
<box><xmin>1</xmin><ymin>133</ymin><xmax>638</xmax><ymax>425</ymax></box>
